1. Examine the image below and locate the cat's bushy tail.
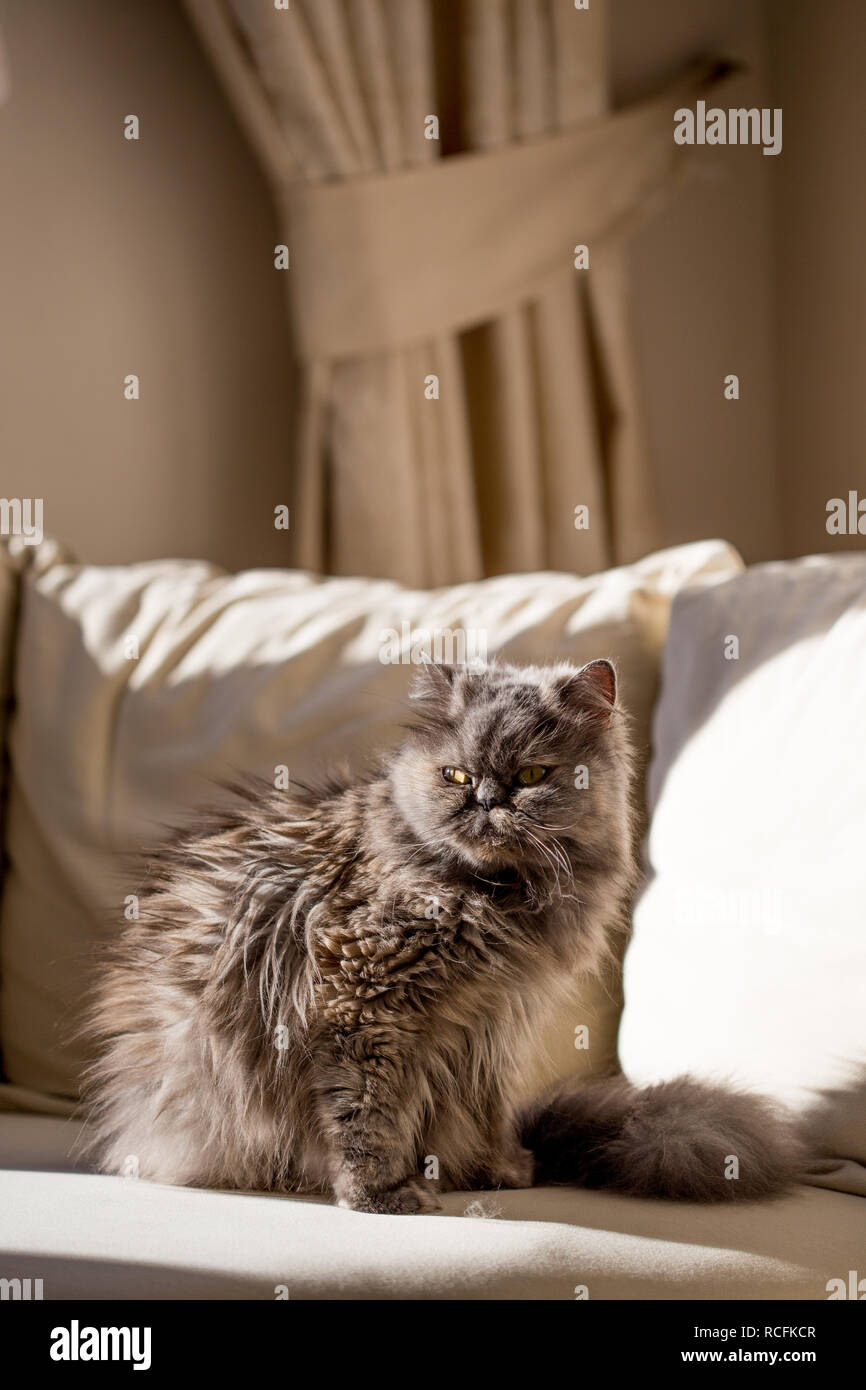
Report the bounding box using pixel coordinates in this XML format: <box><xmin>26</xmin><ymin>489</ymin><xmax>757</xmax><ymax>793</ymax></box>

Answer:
<box><xmin>520</xmin><ymin>1074</ymin><xmax>804</xmax><ymax>1202</ymax></box>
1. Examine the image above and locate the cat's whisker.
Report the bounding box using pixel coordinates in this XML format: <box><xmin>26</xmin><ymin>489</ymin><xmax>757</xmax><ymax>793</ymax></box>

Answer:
<box><xmin>515</xmin><ymin>819</ymin><xmax>574</xmax><ymax>885</ymax></box>
<box><xmin>527</xmin><ymin>819</ymin><xmax>582</xmax><ymax>834</ymax></box>
<box><xmin>516</xmin><ymin>825</ymin><xmax>568</xmax><ymax>894</ymax></box>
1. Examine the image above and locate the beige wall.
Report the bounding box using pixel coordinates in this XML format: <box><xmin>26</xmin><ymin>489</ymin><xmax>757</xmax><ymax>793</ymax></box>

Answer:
<box><xmin>613</xmin><ymin>0</ymin><xmax>780</xmax><ymax>564</ymax></box>
<box><xmin>1</xmin><ymin>0</ymin><xmax>861</xmax><ymax>571</ymax></box>
<box><xmin>767</xmin><ymin>0</ymin><xmax>866</xmax><ymax>559</ymax></box>
<box><xmin>0</xmin><ymin>0</ymin><xmax>293</xmax><ymax>572</ymax></box>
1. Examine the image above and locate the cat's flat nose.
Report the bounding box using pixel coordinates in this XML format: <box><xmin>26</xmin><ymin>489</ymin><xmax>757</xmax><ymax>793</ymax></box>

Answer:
<box><xmin>476</xmin><ymin>780</ymin><xmax>505</xmax><ymax>811</ymax></box>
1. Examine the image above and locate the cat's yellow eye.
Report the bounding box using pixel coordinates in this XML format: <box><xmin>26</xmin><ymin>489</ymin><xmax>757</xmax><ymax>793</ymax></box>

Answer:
<box><xmin>442</xmin><ymin>766</ymin><xmax>472</xmax><ymax>786</ymax></box>
<box><xmin>515</xmin><ymin>764</ymin><xmax>548</xmax><ymax>787</ymax></box>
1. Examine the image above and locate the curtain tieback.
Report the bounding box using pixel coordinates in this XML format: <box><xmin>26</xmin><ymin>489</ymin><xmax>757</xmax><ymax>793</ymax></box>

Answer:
<box><xmin>276</xmin><ymin>60</ymin><xmax>734</xmax><ymax>362</ymax></box>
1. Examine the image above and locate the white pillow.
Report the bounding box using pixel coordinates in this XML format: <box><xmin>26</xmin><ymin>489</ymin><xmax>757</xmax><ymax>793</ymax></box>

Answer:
<box><xmin>620</xmin><ymin>555</ymin><xmax>866</xmax><ymax>1175</ymax></box>
<box><xmin>0</xmin><ymin>540</ymin><xmax>70</xmax><ymax>882</ymax></box>
<box><xmin>0</xmin><ymin>540</ymin><xmax>741</xmax><ymax>1101</ymax></box>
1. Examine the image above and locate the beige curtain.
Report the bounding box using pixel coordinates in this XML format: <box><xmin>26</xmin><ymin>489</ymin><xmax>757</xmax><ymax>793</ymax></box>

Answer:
<box><xmin>185</xmin><ymin>0</ymin><xmax>724</xmax><ymax>584</ymax></box>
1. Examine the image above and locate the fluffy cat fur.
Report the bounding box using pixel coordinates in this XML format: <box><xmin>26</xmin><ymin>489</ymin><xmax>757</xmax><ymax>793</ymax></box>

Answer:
<box><xmin>82</xmin><ymin>659</ymin><xmax>802</xmax><ymax>1211</ymax></box>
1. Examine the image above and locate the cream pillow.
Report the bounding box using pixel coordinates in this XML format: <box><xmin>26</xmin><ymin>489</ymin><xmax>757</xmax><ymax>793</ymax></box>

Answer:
<box><xmin>0</xmin><ymin>540</ymin><xmax>741</xmax><ymax>1102</ymax></box>
<box><xmin>619</xmin><ymin>555</ymin><xmax>866</xmax><ymax>1184</ymax></box>
<box><xmin>0</xmin><ymin>547</ymin><xmax>17</xmax><ymax>892</ymax></box>
<box><xmin>0</xmin><ymin>540</ymin><xmax>70</xmax><ymax>882</ymax></box>
<box><xmin>0</xmin><ymin>546</ymin><xmax>17</xmax><ymax>784</ymax></box>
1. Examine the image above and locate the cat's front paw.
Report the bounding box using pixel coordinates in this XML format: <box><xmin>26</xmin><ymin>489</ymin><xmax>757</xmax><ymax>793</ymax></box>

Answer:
<box><xmin>488</xmin><ymin>1146</ymin><xmax>535</xmax><ymax>1190</ymax></box>
<box><xmin>337</xmin><ymin>1180</ymin><xmax>441</xmax><ymax>1215</ymax></box>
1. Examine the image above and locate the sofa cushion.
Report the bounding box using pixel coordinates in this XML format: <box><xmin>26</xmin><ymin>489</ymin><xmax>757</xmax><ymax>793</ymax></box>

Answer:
<box><xmin>619</xmin><ymin>555</ymin><xmax>866</xmax><ymax>1190</ymax></box>
<box><xmin>0</xmin><ymin>546</ymin><xmax>17</xmax><ymax>753</ymax></box>
<box><xmin>0</xmin><ymin>548</ymin><xmax>15</xmax><ymax>886</ymax></box>
<box><xmin>0</xmin><ymin>540</ymin><xmax>70</xmax><ymax>893</ymax></box>
<box><xmin>0</xmin><ymin>538</ymin><xmax>741</xmax><ymax>1102</ymax></box>
<box><xmin>0</xmin><ymin>538</ymin><xmax>70</xmax><ymax>733</ymax></box>
<box><xmin>0</xmin><ymin>1114</ymin><xmax>858</xmax><ymax>1300</ymax></box>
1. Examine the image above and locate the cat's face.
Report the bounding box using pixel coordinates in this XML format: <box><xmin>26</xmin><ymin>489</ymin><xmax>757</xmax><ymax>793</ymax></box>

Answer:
<box><xmin>391</xmin><ymin>660</ymin><xmax>619</xmax><ymax>872</ymax></box>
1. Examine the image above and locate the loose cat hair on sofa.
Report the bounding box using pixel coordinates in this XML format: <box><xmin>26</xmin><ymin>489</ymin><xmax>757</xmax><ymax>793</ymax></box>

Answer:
<box><xmin>81</xmin><ymin>660</ymin><xmax>802</xmax><ymax>1211</ymax></box>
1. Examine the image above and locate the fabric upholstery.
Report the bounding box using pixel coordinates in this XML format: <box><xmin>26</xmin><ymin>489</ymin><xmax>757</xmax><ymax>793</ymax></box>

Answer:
<box><xmin>0</xmin><ymin>545</ymin><xmax>17</xmax><ymax>747</ymax></box>
<box><xmin>620</xmin><ymin>555</ymin><xmax>866</xmax><ymax>1194</ymax></box>
<box><xmin>0</xmin><ymin>545</ymin><xmax>17</xmax><ymax>856</ymax></box>
<box><xmin>0</xmin><ymin>1114</ymin><xmax>859</xmax><ymax>1300</ymax></box>
<box><xmin>0</xmin><ymin>538</ymin><xmax>741</xmax><ymax>1102</ymax></box>
<box><xmin>0</xmin><ymin>539</ymin><xmax>70</xmax><ymax>889</ymax></box>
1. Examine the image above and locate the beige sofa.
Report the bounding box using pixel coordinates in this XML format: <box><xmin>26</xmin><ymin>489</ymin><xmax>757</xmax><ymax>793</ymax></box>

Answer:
<box><xmin>0</xmin><ymin>537</ymin><xmax>863</xmax><ymax>1300</ymax></box>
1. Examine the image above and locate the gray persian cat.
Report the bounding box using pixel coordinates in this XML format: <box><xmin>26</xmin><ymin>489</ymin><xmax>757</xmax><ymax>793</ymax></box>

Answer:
<box><xmin>83</xmin><ymin>660</ymin><xmax>800</xmax><ymax>1211</ymax></box>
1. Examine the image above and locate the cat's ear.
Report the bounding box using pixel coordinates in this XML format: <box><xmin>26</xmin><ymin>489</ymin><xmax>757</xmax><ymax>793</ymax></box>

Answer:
<box><xmin>409</xmin><ymin>660</ymin><xmax>460</xmax><ymax>706</ymax></box>
<box><xmin>557</xmin><ymin>659</ymin><xmax>617</xmax><ymax>726</ymax></box>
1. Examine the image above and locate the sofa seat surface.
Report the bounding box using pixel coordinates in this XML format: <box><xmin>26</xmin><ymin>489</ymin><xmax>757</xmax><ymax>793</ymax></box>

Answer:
<box><xmin>0</xmin><ymin>1116</ymin><xmax>860</xmax><ymax>1301</ymax></box>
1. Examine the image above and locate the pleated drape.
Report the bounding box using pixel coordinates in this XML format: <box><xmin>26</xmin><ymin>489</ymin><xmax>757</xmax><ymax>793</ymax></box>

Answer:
<box><xmin>185</xmin><ymin>0</ymin><xmax>707</xmax><ymax>583</ymax></box>
<box><xmin>461</xmin><ymin>0</ymin><xmax>614</xmax><ymax>575</ymax></box>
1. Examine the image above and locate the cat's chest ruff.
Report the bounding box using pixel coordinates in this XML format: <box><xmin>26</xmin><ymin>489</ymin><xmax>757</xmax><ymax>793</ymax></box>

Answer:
<box><xmin>310</xmin><ymin>879</ymin><xmax>523</xmax><ymax>1024</ymax></box>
